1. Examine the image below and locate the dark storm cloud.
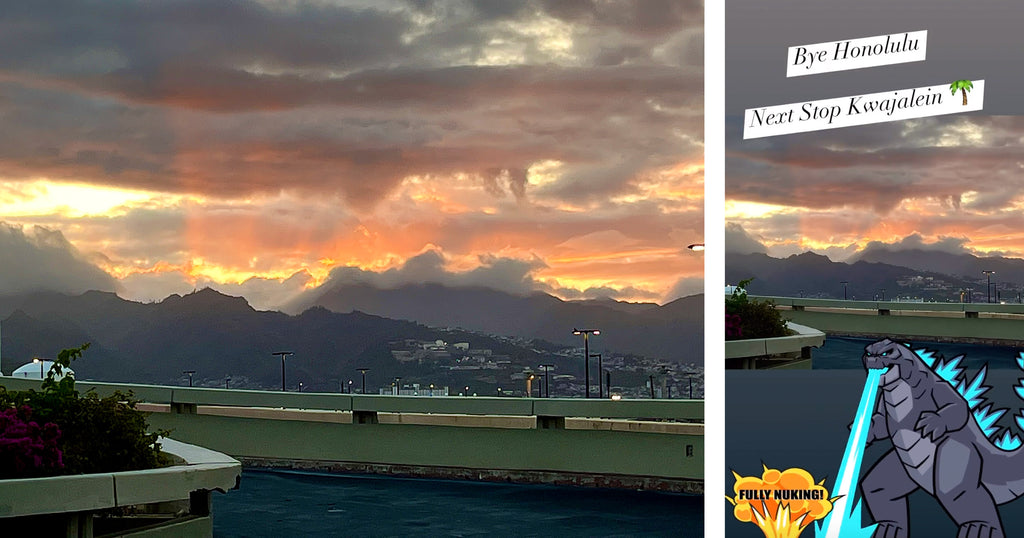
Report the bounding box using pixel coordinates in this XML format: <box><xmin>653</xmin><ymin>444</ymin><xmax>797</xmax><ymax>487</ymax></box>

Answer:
<box><xmin>728</xmin><ymin>115</ymin><xmax>1024</xmax><ymax>214</ymax></box>
<box><xmin>319</xmin><ymin>248</ymin><xmax>547</xmax><ymax>295</ymax></box>
<box><xmin>0</xmin><ymin>0</ymin><xmax>701</xmax><ymax>209</ymax></box>
<box><xmin>724</xmin><ymin>223</ymin><xmax>767</xmax><ymax>255</ymax></box>
<box><xmin>0</xmin><ymin>222</ymin><xmax>118</xmax><ymax>295</ymax></box>
<box><xmin>859</xmin><ymin>233</ymin><xmax>973</xmax><ymax>255</ymax></box>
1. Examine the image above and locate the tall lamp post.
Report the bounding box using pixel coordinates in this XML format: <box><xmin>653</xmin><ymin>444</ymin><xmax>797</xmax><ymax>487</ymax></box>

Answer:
<box><xmin>394</xmin><ymin>377</ymin><xmax>402</xmax><ymax>396</ymax></box>
<box><xmin>540</xmin><ymin>364</ymin><xmax>554</xmax><ymax>398</ymax></box>
<box><xmin>590</xmin><ymin>354</ymin><xmax>603</xmax><ymax>398</ymax></box>
<box><xmin>840</xmin><ymin>281</ymin><xmax>849</xmax><ymax>300</ymax></box>
<box><xmin>573</xmin><ymin>328</ymin><xmax>600</xmax><ymax>398</ymax></box>
<box><xmin>356</xmin><ymin>368</ymin><xmax>369</xmax><ymax>394</ymax></box>
<box><xmin>182</xmin><ymin>370</ymin><xmax>196</xmax><ymax>387</ymax></box>
<box><xmin>983</xmin><ymin>270</ymin><xmax>995</xmax><ymax>303</ymax></box>
<box><xmin>33</xmin><ymin>358</ymin><xmax>44</xmax><ymax>379</ymax></box>
<box><xmin>273</xmin><ymin>351</ymin><xmax>293</xmax><ymax>392</ymax></box>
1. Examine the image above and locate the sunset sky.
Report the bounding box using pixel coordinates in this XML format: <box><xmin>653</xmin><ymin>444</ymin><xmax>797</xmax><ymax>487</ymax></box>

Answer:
<box><xmin>725</xmin><ymin>0</ymin><xmax>1024</xmax><ymax>262</ymax></box>
<box><xmin>0</xmin><ymin>0</ymin><xmax>704</xmax><ymax>309</ymax></box>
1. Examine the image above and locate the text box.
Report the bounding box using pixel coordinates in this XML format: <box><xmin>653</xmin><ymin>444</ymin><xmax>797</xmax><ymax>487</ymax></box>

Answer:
<box><xmin>744</xmin><ymin>80</ymin><xmax>984</xmax><ymax>139</ymax></box>
<box><xmin>787</xmin><ymin>31</ymin><xmax>928</xmax><ymax>77</ymax></box>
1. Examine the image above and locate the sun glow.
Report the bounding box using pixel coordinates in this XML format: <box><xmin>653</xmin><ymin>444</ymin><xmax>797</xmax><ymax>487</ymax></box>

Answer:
<box><xmin>0</xmin><ymin>179</ymin><xmax>157</xmax><ymax>217</ymax></box>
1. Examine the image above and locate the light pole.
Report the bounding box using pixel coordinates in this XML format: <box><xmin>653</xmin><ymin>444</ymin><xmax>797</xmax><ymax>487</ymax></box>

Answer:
<box><xmin>347</xmin><ymin>380</ymin><xmax>353</xmax><ymax>394</ymax></box>
<box><xmin>183</xmin><ymin>370</ymin><xmax>195</xmax><ymax>387</ymax></box>
<box><xmin>540</xmin><ymin>364</ymin><xmax>554</xmax><ymax>397</ymax></box>
<box><xmin>879</xmin><ymin>288</ymin><xmax>886</xmax><ymax>301</ymax></box>
<box><xmin>33</xmin><ymin>358</ymin><xmax>44</xmax><ymax>379</ymax></box>
<box><xmin>605</xmin><ymin>370</ymin><xmax>611</xmax><ymax>398</ymax></box>
<box><xmin>984</xmin><ymin>270</ymin><xmax>995</xmax><ymax>303</ymax></box>
<box><xmin>687</xmin><ymin>376</ymin><xmax>694</xmax><ymax>399</ymax></box>
<box><xmin>840</xmin><ymin>281</ymin><xmax>849</xmax><ymax>300</ymax></box>
<box><xmin>464</xmin><ymin>385</ymin><xmax>470</xmax><ymax>396</ymax></box>
<box><xmin>225</xmin><ymin>376</ymin><xmax>231</xmax><ymax>390</ymax></box>
<box><xmin>394</xmin><ymin>377</ymin><xmax>402</xmax><ymax>395</ymax></box>
<box><xmin>648</xmin><ymin>375</ymin><xmax>655</xmax><ymax>398</ymax></box>
<box><xmin>273</xmin><ymin>351</ymin><xmax>293</xmax><ymax>392</ymax></box>
<box><xmin>298</xmin><ymin>382</ymin><xmax>303</xmax><ymax>392</ymax></box>
<box><xmin>590</xmin><ymin>354</ymin><xmax>603</xmax><ymax>398</ymax></box>
<box><xmin>573</xmin><ymin>328</ymin><xmax>600</xmax><ymax>398</ymax></box>
<box><xmin>356</xmin><ymin>368</ymin><xmax>369</xmax><ymax>394</ymax></box>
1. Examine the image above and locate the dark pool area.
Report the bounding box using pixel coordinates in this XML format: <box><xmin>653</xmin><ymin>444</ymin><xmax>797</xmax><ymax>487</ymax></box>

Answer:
<box><xmin>212</xmin><ymin>469</ymin><xmax>703</xmax><ymax>537</ymax></box>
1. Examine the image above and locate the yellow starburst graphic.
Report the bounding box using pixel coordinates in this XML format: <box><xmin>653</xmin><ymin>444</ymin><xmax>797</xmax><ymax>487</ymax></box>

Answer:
<box><xmin>726</xmin><ymin>465</ymin><xmax>838</xmax><ymax>538</ymax></box>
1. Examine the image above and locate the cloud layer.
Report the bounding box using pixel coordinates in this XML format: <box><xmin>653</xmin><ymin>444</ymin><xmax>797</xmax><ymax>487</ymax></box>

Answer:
<box><xmin>1</xmin><ymin>0</ymin><xmax>704</xmax><ymax>306</ymax></box>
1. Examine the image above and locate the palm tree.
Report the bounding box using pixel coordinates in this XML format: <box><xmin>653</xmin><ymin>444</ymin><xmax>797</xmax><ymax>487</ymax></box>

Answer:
<box><xmin>949</xmin><ymin>80</ymin><xmax>974</xmax><ymax>106</ymax></box>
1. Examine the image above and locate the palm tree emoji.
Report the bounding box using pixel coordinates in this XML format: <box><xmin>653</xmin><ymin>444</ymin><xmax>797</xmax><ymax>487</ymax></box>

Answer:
<box><xmin>950</xmin><ymin>80</ymin><xmax>973</xmax><ymax>106</ymax></box>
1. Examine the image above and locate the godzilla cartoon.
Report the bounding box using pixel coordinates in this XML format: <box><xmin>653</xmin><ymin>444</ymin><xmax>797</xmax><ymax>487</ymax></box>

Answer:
<box><xmin>860</xmin><ymin>338</ymin><xmax>1024</xmax><ymax>538</ymax></box>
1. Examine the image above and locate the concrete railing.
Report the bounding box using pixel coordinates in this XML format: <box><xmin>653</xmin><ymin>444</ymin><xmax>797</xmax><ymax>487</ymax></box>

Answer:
<box><xmin>753</xmin><ymin>295</ymin><xmax>1024</xmax><ymax>346</ymax></box>
<box><xmin>0</xmin><ymin>438</ymin><xmax>240</xmax><ymax>537</ymax></box>
<box><xmin>725</xmin><ymin>322</ymin><xmax>825</xmax><ymax>369</ymax></box>
<box><xmin>0</xmin><ymin>378</ymin><xmax>704</xmax><ymax>494</ymax></box>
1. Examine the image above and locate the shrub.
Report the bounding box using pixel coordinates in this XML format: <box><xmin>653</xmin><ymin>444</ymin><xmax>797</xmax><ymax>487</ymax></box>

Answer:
<box><xmin>0</xmin><ymin>344</ymin><xmax>170</xmax><ymax>476</ymax></box>
<box><xmin>0</xmin><ymin>406</ymin><xmax>63</xmax><ymax>479</ymax></box>
<box><xmin>725</xmin><ymin>279</ymin><xmax>790</xmax><ymax>340</ymax></box>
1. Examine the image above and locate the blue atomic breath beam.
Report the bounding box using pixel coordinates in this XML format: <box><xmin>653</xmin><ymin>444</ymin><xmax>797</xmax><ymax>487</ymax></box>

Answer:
<box><xmin>817</xmin><ymin>368</ymin><xmax>884</xmax><ymax>538</ymax></box>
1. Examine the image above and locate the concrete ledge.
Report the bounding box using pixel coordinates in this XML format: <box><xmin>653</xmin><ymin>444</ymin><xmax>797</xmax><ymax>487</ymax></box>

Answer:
<box><xmin>197</xmin><ymin>405</ymin><xmax>353</xmax><ymax>424</ymax></box>
<box><xmin>725</xmin><ymin>322</ymin><xmax>825</xmax><ymax>360</ymax></box>
<box><xmin>564</xmin><ymin>418</ymin><xmax>704</xmax><ymax>435</ymax></box>
<box><xmin>0</xmin><ymin>378</ymin><xmax>702</xmax><ymax>422</ymax></box>
<box><xmin>0</xmin><ymin>438</ymin><xmax>239</xmax><ymax>518</ymax></box>
<box><xmin>377</xmin><ymin>412</ymin><xmax>536</xmax><ymax>429</ymax></box>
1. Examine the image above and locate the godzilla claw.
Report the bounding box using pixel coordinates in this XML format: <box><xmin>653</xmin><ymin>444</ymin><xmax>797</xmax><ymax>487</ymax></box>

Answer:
<box><xmin>915</xmin><ymin>411</ymin><xmax>946</xmax><ymax>440</ymax></box>
<box><xmin>957</xmin><ymin>521</ymin><xmax>1004</xmax><ymax>538</ymax></box>
<box><xmin>872</xmin><ymin>520</ymin><xmax>906</xmax><ymax>538</ymax></box>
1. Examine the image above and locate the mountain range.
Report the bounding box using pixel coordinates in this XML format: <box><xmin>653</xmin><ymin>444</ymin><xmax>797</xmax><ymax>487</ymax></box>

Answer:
<box><xmin>293</xmin><ymin>282</ymin><xmax>703</xmax><ymax>362</ymax></box>
<box><xmin>727</xmin><ymin>250</ymin><xmax>1023</xmax><ymax>302</ymax></box>
<box><xmin>0</xmin><ymin>287</ymin><xmax>703</xmax><ymax>390</ymax></box>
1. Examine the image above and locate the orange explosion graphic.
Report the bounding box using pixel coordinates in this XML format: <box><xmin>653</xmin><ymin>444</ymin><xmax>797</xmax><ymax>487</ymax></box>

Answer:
<box><xmin>726</xmin><ymin>465</ymin><xmax>837</xmax><ymax>538</ymax></box>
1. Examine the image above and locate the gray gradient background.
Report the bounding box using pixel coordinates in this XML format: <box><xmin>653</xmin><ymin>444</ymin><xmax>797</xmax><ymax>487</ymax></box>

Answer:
<box><xmin>727</xmin><ymin>0</ymin><xmax>1017</xmax><ymax>116</ymax></box>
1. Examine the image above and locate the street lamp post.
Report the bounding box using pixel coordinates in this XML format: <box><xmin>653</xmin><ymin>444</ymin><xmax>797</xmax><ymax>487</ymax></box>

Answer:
<box><xmin>298</xmin><ymin>382</ymin><xmax>303</xmax><ymax>392</ymax></box>
<box><xmin>182</xmin><ymin>370</ymin><xmax>195</xmax><ymax>387</ymax></box>
<box><xmin>33</xmin><ymin>358</ymin><xmax>43</xmax><ymax>379</ymax></box>
<box><xmin>648</xmin><ymin>375</ymin><xmax>655</xmax><ymax>398</ymax></box>
<box><xmin>840</xmin><ymin>281</ymin><xmax>849</xmax><ymax>300</ymax></box>
<box><xmin>984</xmin><ymin>270</ymin><xmax>995</xmax><ymax>303</ymax></box>
<box><xmin>572</xmin><ymin>328</ymin><xmax>600</xmax><ymax>398</ymax></box>
<box><xmin>879</xmin><ymin>288</ymin><xmax>886</xmax><ymax>301</ymax></box>
<box><xmin>605</xmin><ymin>370</ymin><xmax>611</xmax><ymax>398</ymax></box>
<box><xmin>347</xmin><ymin>380</ymin><xmax>353</xmax><ymax>394</ymax></box>
<box><xmin>273</xmin><ymin>351</ymin><xmax>293</xmax><ymax>392</ymax></box>
<box><xmin>540</xmin><ymin>364</ymin><xmax>554</xmax><ymax>397</ymax></box>
<box><xmin>394</xmin><ymin>377</ymin><xmax>402</xmax><ymax>396</ymax></box>
<box><xmin>590</xmin><ymin>354</ymin><xmax>603</xmax><ymax>398</ymax></box>
<box><xmin>356</xmin><ymin>368</ymin><xmax>369</xmax><ymax>394</ymax></box>
<box><xmin>225</xmin><ymin>376</ymin><xmax>231</xmax><ymax>390</ymax></box>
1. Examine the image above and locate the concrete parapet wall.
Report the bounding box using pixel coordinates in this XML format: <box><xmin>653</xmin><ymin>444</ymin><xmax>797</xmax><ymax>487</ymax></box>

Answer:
<box><xmin>0</xmin><ymin>438</ymin><xmax>239</xmax><ymax>537</ymax></box>
<box><xmin>0</xmin><ymin>378</ymin><xmax>703</xmax><ymax>493</ymax></box>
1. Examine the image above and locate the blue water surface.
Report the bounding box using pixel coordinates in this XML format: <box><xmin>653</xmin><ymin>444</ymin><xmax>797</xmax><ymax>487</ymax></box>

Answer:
<box><xmin>213</xmin><ymin>470</ymin><xmax>703</xmax><ymax>537</ymax></box>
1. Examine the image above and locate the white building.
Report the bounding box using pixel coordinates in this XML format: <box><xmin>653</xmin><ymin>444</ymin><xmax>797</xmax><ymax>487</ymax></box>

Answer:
<box><xmin>11</xmin><ymin>360</ymin><xmax>74</xmax><ymax>380</ymax></box>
